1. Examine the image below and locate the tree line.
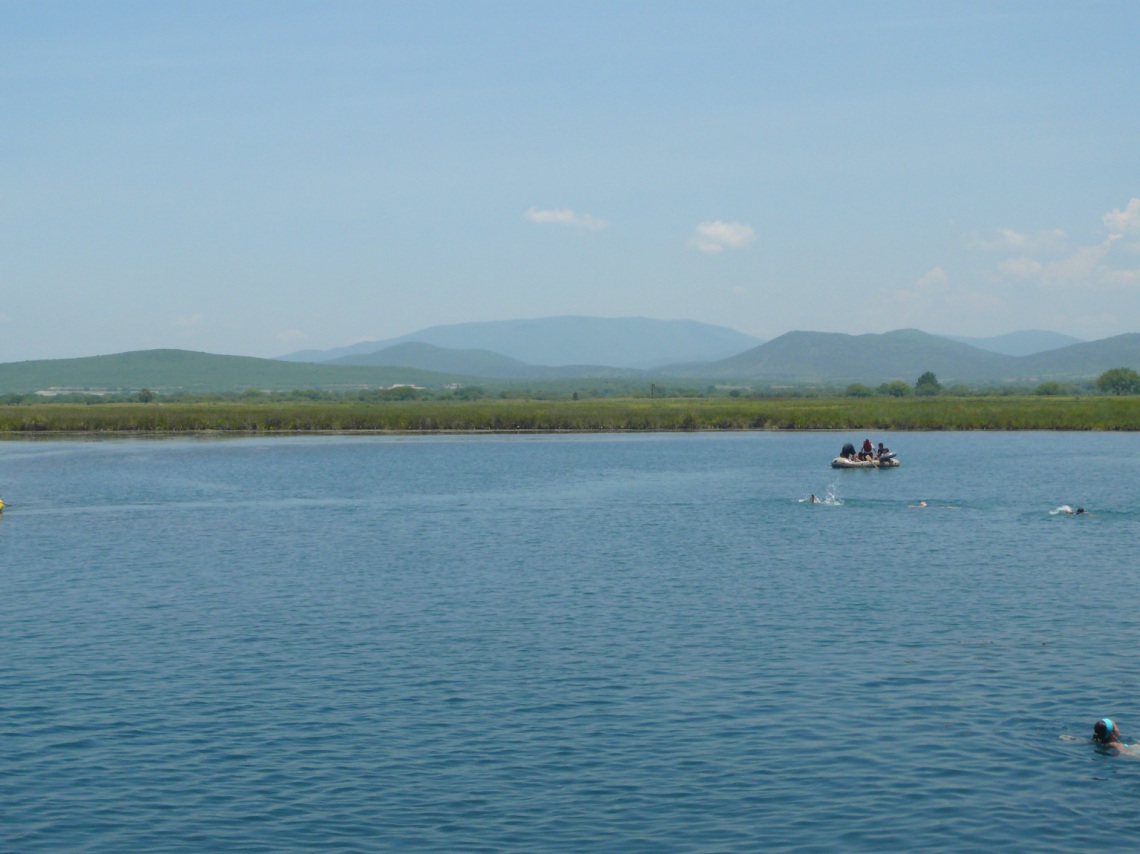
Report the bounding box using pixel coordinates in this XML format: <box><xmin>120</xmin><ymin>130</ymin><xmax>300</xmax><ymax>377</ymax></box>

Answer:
<box><xmin>3</xmin><ymin>367</ymin><xmax>1139</xmax><ymax>407</ymax></box>
<box><xmin>845</xmin><ymin>368</ymin><xmax>1140</xmax><ymax>398</ymax></box>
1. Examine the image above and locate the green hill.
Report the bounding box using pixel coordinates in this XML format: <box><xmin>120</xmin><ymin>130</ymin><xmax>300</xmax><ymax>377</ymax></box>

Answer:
<box><xmin>282</xmin><ymin>316</ymin><xmax>763</xmax><ymax>369</ymax></box>
<box><xmin>670</xmin><ymin>329</ymin><xmax>1140</xmax><ymax>385</ymax></box>
<box><xmin>330</xmin><ymin>341</ymin><xmax>644</xmax><ymax>380</ymax></box>
<box><xmin>331</xmin><ymin>342</ymin><xmax>534</xmax><ymax>375</ymax></box>
<box><xmin>671</xmin><ymin>329</ymin><xmax>1017</xmax><ymax>383</ymax></box>
<box><xmin>6</xmin><ymin>331</ymin><xmax>1140</xmax><ymax>395</ymax></box>
<box><xmin>0</xmin><ymin>349</ymin><xmax>472</xmax><ymax>394</ymax></box>
<box><xmin>1012</xmin><ymin>334</ymin><xmax>1140</xmax><ymax>381</ymax></box>
<box><xmin>946</xmin><ymin>330</ymin><xmax>1084</xmax><ymax>356</ymax></box>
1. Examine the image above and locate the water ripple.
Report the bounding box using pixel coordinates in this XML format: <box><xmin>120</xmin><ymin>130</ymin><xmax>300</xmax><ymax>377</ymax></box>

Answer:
<box><xmin>3</xmin><ymin>433</ymin><xmax>1140</xmax><ymax>850</ymax></box>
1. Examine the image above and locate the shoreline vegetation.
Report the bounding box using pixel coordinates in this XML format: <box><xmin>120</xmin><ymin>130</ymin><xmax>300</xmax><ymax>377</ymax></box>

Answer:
<box><xmin>1</xmin><ymin>396</ymin><xmax>1139</xmax><ymax>434</ymax></box>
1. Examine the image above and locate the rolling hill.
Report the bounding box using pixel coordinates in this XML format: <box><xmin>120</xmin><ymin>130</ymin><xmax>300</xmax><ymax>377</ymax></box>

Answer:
<box><xmin>1013</xmin><ymin>333</ymin><xmax>1140</xmax><ymax>381</ymax></box>
<box><xmin>4</xmin><ymin>330</ymin><xmax>1139</xmax><ymax>395</ymax></box>
<box><xmin>667</xmin><ymin>329</ymin><xmax>1140</xmax><ymax>385</ymax></box>
<box><xmin>0</xmin><ymin>350</ymin><xmax>474</xmax><ymax>395</ymax></box>
<box><xmin>281</xmin><ymin>316</ymin><xmax>763</xmax><ymax>369</ymax></box>
<box><xmin>668</xmin><ymin>329</ymin><xmax>1017</xmax><ymax>384</ymax></box>
<box><xmin>329</xmin><ymin>342</ymin><xmax>643</xmax><ymax>380</ymax></box>
<box><xmin>946</xmin><ymin>330</ymin><xmax>1085</xmax><ymax>356</ymax></box>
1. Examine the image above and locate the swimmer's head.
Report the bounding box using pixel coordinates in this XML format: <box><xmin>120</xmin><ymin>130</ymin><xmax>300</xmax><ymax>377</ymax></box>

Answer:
<box><xmin>1076</xmin><ymin>507</ymin><xmax>1085</xmax><ymax>514</ymax></box>
<box><xmin>1094</xmin><ymin>718</ymin><xmax>1117</xmax><ymax>743</ymax></box>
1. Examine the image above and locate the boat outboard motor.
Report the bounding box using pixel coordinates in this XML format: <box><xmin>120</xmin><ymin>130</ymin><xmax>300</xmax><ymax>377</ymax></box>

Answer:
<box><xmin>841</xmin><ymin>442</ymin><xmax>856</xmax><ymax>459</ymax></box>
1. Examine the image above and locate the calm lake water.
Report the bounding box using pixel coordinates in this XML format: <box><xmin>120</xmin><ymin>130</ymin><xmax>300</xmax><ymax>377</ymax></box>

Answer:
<box><xmin>2</xmin><ymin>431</ymin><xmax>1140</xmax><ymax>852</ymax></box>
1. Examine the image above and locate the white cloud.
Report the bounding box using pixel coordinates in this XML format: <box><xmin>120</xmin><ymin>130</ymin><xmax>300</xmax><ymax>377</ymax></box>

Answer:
<box><xmin>174</xmin><ymin>314</ymin><xmax>204</xmax><ymax>328</ymax></box>
<box><xmin>998</xmin><ymin>257</ymin><xmax>1042</xmax><ymax>278</ymax></box>
<box><xmin>890</xmin><ymin>266</ymin><xmax>1004</xmax><ymax>324</ymax></box>
<box><xmin>972</xmin><ymin>227</ymin><xmax>1067</xmax><ymax>253</ymax></box>
<box><xmin>1103</xmin><ymin>197</ymin><xmax>1140</xmax><ymax>236</ymax></box>
<box><xmin>998</xmin><ymin>228</ymin><xmax>1027</xmax><ymax>249</ymax></box>
<box><xmin>915</xmin><ymin>267</ymin><xmax>948</xmax><ymax>289</ymax></box>
<box><xmin>978</xmin><ymin>199</ymin><xmax>1140</xmax><ymax>291</ymax></box>
<box><xmin>895</xmin><ymin>267</ymin><xmax>951</xmax><ymax>303</ymax></box>
<box><xmin>1038</xmin><ymin>238</ymin><xmax>1116</xmax><ymax>288</ymax></box>
<box><xmin>1101</xmin><ymin>267</ymin><xmax>1140</xmax><ymax>288</ymax></box>
<box><xmin>524</xmin><ymin>207</ymin><xmax>608</xmax><ymax>231</ymax></box>
<box><xmin>692</xmin><ymin>220</ymin><xmax>755</xmax><ymax>254</ymax></box>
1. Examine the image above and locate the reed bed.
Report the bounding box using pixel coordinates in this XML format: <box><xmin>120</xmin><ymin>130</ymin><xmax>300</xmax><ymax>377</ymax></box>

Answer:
<box><xmin>1</xmin><ymin>396</ymin><xmax>1139</xmax><ymax>433</ymax></box>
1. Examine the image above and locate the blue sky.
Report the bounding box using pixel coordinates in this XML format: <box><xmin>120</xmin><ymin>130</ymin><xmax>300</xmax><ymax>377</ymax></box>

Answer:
<box><xmin>3</xmin><ymin>1</ymin><xmax>1139</xmax><ymax>362</ymax></box>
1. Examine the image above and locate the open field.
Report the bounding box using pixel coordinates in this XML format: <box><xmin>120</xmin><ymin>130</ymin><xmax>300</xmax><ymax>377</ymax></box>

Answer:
<box><xmin>1</xmin><ymin>396</ymin><xmax>1139</xmax><ymax>433</ymax></box>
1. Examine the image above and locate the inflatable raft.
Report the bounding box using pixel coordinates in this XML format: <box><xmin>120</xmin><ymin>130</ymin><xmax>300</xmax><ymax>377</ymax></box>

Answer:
<box><xmin>831</xmin><ymin>454</ymin><xmax>899</xmax><ymax>469</ymax></box>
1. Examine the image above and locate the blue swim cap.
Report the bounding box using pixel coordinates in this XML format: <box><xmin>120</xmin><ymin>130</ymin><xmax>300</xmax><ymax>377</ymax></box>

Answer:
<box><xmin>1095</xmin><ymin>718</ymin><xmax>1116</xmax><ymax>742</ymax></box>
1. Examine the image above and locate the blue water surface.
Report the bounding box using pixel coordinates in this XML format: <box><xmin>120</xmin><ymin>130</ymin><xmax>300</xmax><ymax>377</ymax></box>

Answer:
<box><xmin>2</xmin><ymin>431</ymin><xmax>1139</xmax><ymax>852</ymax></box>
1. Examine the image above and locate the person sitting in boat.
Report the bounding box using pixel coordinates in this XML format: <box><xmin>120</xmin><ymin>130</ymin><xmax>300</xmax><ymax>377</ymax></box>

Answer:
<box><xmin>877</xmin><ymin>442</ymin><xmax>889</xmax><ymax>459</ymax></box>
<box><xmin>840</xmin><ymin>442</ymin><xmax>856</xmax><ymax>460</ymax></box>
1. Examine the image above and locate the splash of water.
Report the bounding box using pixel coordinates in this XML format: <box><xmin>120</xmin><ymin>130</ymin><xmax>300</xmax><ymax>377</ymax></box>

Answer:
<box><xmin>802</xmin><ymin>482</ymin><xmax>843</xmax><ymax>506</ymax></box>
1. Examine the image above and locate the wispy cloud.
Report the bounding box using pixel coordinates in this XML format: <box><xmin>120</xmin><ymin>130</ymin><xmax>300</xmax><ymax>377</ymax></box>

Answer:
<box><xmin>981</xmin><ymin>199</ymin><xmax>1140</xmax><ymax>291</ymax></box>
<box><xmin>971</xmin><ymin>227</ymin><xmax>1067</xmax><ymax>253</ymax></box>
<box><xmin>173</xmin><ymin>314</ymin><xmax>204</xmax><ymax>328</ymax></box>
<box><xmin>891</xmin><ymin>266</ymin><xmax>1004</xmax><ymax>323</ymax></box>
<box><xmin>915</xmin><ymin>267</ymin><xmax>948</xmax><ymax>289</ymax></box>
<box><xmin>692</xmin><ymin>220</ymin><xmax>755</xmax><ymax>254</ymax></box>
<box><xmin>1104</xmin><ymin>197</ymin><xmax>1140</xmax><ymax>245</ymax></box>
<box><xmin>895</xmin><ymin>267</ymin><xmax>951</xmax><ymax>302</ymax></box>
<box><xmin>524</xmin><ymin>207</ymin><xmax>608</xmax><ymax>231</ymax></box>
<box><xmin>1103</xmin><ymin>268</ymin><xmax>1140</xmax><ymax>287</ymax></box>
<box><xmin>997</xmin><ymin>257</ymin><xmax>1042</xmax><ymax>278</ymax></box>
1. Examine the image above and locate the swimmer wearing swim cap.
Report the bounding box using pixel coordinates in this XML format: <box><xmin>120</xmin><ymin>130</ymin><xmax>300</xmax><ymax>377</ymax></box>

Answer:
<box><xmin>1091</xmin><ymin>719</ymin><xmax>1140</xmax><ymax>756</ymax></box>
<box><xmin>1094</xmin><ymin>718</ymin><xmax>1118</xmax><ymax>744</ymax></box>
<box><xmin>1062</xmin><ymin>720</ymin><xmax>1138</xmax><ymax>755</ymax></box>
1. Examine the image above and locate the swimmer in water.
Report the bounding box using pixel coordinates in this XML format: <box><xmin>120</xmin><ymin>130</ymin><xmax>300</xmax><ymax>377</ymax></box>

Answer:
<box><xmin>1063</xmin><ymin>719</ymin><xmax>1139</xmax><ymax>756</ymax></box>
<box><xmin>1094</xmin><ymin>719</ymin><xmax>1138</xmax><ymax>756</ymax></box>
<box><xmin>908</xmin><ymin>501</ymin><xmax>928</xmax><ymax>508</ymax></box>
<box><xmin>809</xmin><ymin>494</ymin><xmax>818</xmax><ymax>504</ymax></box>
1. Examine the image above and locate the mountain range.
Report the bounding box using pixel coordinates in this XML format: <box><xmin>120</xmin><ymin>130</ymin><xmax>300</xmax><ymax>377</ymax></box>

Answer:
<box><xmin>667</xmin><ymin>329</ymin><xmax>1139</xmax><ymax>385</ymax></box>
<box><xmin>319</xmin><ymin>327</ymin><xmax>1137</xmax><ymax>386</ymax></box>
<box><xmin>1</xmin><ymin>318</ymin><xmax>1136</xmax><ymax>394</ymax></box>
<box><xmin>0</xmin><ymin>350</ymin><xmax>477</xmax><ymax>395</ymax></box>
<box><xmin>943</xmin><ymin>330</ymin><xmax>1084</xmax><ymax>357</ymax></box>
<box><xmin>280</xmin><ymin>316</ymin><xmax>763</xmax><ymax>369</ymax></box>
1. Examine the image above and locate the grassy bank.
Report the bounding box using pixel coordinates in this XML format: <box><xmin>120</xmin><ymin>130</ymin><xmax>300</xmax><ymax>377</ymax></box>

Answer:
<box><xmin>1</xmin><ymin>396</ymin><xmax>1139</xmax><ymax>433</ymax></box>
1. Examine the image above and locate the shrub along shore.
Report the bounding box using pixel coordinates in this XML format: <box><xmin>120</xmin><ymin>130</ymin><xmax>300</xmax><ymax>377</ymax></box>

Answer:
<box><xmin>1</xmin><ymin>396</ymin><xmax>1139</xmax><ymax>433</ymax></box>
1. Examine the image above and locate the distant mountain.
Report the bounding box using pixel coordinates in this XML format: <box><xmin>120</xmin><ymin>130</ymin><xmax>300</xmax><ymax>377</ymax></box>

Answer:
<box><xmin>1014</xmin><ymin>333</ymin><xmax>1140</xmax><ymax>381</ymax></box>
<box><xmin>667</xmin><ymin>329</ymin><xmax>1140</xmax><ymax>385</ymax></box>
<box><xmin>944</xmin><ymin>330</ymin><xmax>1084</xmax><ymax>357</ymax></box>
<box><xmin>669</xmin><ymin>329</ymin><xmax>1014</xmax><ymax>384</ymax></box>
<box><xmin>0</xmin><ymin>349</ymin><xmax>471</xmax><ymax>394</ymax></box>
<box><xmin>330</xmin><ymin>342</ymin><xmax>642</xmax><ymax>380</ymax></box>
<box><xmin>6</xmin><ymin>330</ymin><xmax>1139</xmax><ymax>394</ymax></box>
<box><xmin>281</xmin><ymin>316</ymin><xmax>763</xmax><ymax>370</ymax></box>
